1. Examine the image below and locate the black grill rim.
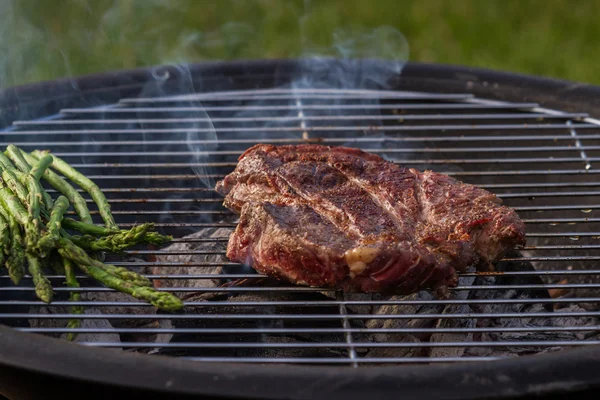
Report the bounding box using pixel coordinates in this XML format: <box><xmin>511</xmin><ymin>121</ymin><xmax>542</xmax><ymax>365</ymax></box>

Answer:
<box><xmin>2</xmin><ymin>325</ymin><xmax>600</xmax><ymax>400</ymax></box>
<box><xmin>2</xmin><ymin>59</ymin><xmax>600</xmax><ymax>399</ymax></box>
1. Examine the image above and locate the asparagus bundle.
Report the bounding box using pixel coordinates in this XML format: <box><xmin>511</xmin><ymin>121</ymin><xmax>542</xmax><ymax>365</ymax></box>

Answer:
<box><xmin>0</xmin><ymin>146</ymin><xmax>184</xmax><ymax>338</ymax></box>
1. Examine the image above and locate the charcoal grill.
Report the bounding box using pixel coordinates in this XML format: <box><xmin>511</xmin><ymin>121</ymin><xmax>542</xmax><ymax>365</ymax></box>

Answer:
<box><xmin>1</xmin><ymin>59</ymin><xmax>600</xmax><ymax>399</ymax></box>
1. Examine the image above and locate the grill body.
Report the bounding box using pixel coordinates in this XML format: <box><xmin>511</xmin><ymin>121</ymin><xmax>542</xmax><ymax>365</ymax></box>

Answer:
<box><xmin>1</xmin><ymin>59</ymin><xmax>600</xmax><ymax>399</ymax></box>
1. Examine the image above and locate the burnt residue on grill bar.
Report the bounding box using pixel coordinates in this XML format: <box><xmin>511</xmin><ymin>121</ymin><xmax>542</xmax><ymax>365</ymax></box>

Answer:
<box><xmin>2</xmin><ymin>79</ymin><xmax>600</xmax><ymax>366</ymax></box>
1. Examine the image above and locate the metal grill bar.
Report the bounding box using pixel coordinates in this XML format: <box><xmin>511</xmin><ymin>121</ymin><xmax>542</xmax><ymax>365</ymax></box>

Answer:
<box><xmin>119</xmin><ymin>90</ymin><xmax>475</xmax><ymax>102</ymax></box>
<box><xmin>4</xmin><ymin>297</ymin><xmax>600</xmax><ymax>307</ymax></box>
<box><xmin>6</xmin><ymin>159</ymin><xmax>600</xmax><ymax>170</ymax></box>
<box><xmin>11</xmin><ymin>133</ymin><xmax>600</xmax><ymax>147</ymax></box>
<box><xmin>56</xmin><ymin>195</ymin><xmax>600</xmax><ymax>204</ymax></box>
<box><xmin>174</xmin><ymin>357</ymin><xmax>500</xmax><ymax>364</ymax></box>
<box><xmin>28</xmin><ymin>170</ymin><xmax>600</xmax><ymax>179</ymax></box>
<box><xmin>154</xmin><ymin>237</ymin><xmax>600</xmax><ymax>246</ymax></box>
<box><xmin>50</xmin><ymin>209</ymin><xmax>600</xmax><ymax>222</ymax></box>
<box><xmin>5</xmin><ymin>158</ymin><xmax>600</xmax><ymax>166</ymax></box>
<box><xmin>514</xmin><ymin>205</ymin><xmax>600</xmax><ymax>211</ymax></box>
<box><xmin>51</xmin><ymin>209</ymin><xmax>600</xmax><ymax>217</ymax></box>
<box><xmin>17</xmin><ymin>326</ymin><xmax>600</xmax><ymax>334</ymax></box>
<box><xmin>83</xmin><ymin>341</ymin><xmax>600</xmax><ymax>349</ymax></box>
<box><xmin>33</xmin><ymin>181</ymin><xmax>600</xmax><ymax>191</ymax></box>
<box><xmin>7</xmin><ymin>123</ymin><xmax>598</xmax><ymax>136</ymax></box>
<box><xmin>96</xmin><ymin>221</ymin><xmax>600</xmax><ymax>233</ymax></box>
<box><xmin>451</xmin><ymin>170</ymin><xmax>600</xmax><ymax>176</ymax></box>
<box><xmin>61</xmin><ymin>102</ymin><xmax>540</xmax><ymax>113</ymax></box>
<box><xmin>8</xmin><ymin>311</ymin><xmax>600</xmax><ymax>319</ymax></box>
<box><xmin>13</xmin><ymin>113</ymin><xmax>588</xmax><ymax>126</ymax></box>
<box><xmin>4</xmin><ymin>259</ymin><xmax>600</xmax><ymax>272</ymax></box>
<box><xmin>5</xmin><ymin>269</ymin><xmax>599</xmax><ymax>281</ymax></box>
<box><xmin>14</xmin><ymin>146</ymin><xmax>600</xmax><ymax>156</ymax></box>
<box><xmin>108</xmin><ymin>257</ymin><xmax>538</xmax><ymax>267</ymax></box>
<box><xmin>2</xmin><ymin>283</ymin><xmax>599</xmax><ymax>293</ymax></box>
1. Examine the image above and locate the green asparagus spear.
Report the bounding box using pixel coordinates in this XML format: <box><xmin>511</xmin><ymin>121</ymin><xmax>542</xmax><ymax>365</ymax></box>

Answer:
<box><xmin>0</xmin><ymin>187</ymin><xmax>28</xmax><ymax>226</ymax></box>
<box><xmin>1</xmin><ymin>169</ymin><xmax>29</xmax><ymax>208</ymax></box>
<box><xmin>5</xmin><ymin>216</ymin><xmax>25</xmax><ymax>285</ymax></box>
<box><xmin>63</xmin><ymin>257</ymin><xmax>82</xmax><ymax>341</ymax></box>
<box><xmin>2</xmin><ymin>167</ymin><xmax>52</xmax><ymax>245</ymax></box>
<box><xmin>0</xmin><ymin>214</ymin><xmax>9</xmax><ymax>270</ymax></box>
<box><xmin>27</xmin><ymin>153</ymin><xmax>54</xmax><ymax>214</ymax></box>
<box><xmin>4</xmin><ymin>145</ymin><xmax>54</xmax><ymax>208</ymax></box>
<box><xmin>0</xmin><ymin>204</ymin><xmax>11</xmax><ymax>272</ymax></box>
<box><xmin>24</xmin><ymin>176</ymin><xmax>44</xmax><ymax>249</ymax></box>
<box><xmin>0</xmin><ymin>152</ymin><xmax>16</xmax><ymax>170</ymax></box>
<box><xmin>12</xmin><ymin>169</ymin><xmax>28</xmax><ymax>186</ymax></box>
<box><xmin>0</xmin><ymin>198</ymin><xmax>9</xmax><ymax>221</ymax></box>
<box><xmin>32</xmin><ymin>150</ymin><xmax>118</xmax><ymax>230</ymax></box>
<box><xmin>0</xmin><ymin>203</ymin><xmax>12</xmax><ymax>275</ymax></box>
<box><xmin>64</xmin><ymin>257</ymin><xmax>182</xmax><ymax>311</ymax></box>
<box><xmin>57</xmin><ymin>237</ymin><xmax>151</xmax><ymax>287</ymax></box>
<box><xmin>20</xmin><ymin>150</ymin><xmax>92</xmax><ymax>224</ymax></box>
<box><xmin>0</xmin><ymin>247</ymin><xmax>5</xmax><ymax>273</ymax></box>
<box><xmin>0</xmin><ymin>186</ymin><xmax>41</xmax><ymax>254</ymax></box>
<box><xmin>25</xmin><ymin>177</ymin><xmax>44</xmax><ymax>221</ymax></box>
<box><xmin>38</xmin><ymin>195</ymin><xmax>70</xmax><ymax>254</ymax></box>
<box><xmin>0</xmin><ymin>185</ymin><xmax>26</xmax><ymax>284</ymax></box>
<box><xmin>140</xmin><ymin>231</ymin><xmax>173</xmax><ymax>247</ymax></box>
<box><xmin>26</xmin><ymin>254</ymin><xmax>53</xmax><ymax>303</ymax></box>
<box><xmin>29</xmin><ymin>154</ymin><xmax>53</xmax><ymax>181</ymax></box>
<box><xmin>1</xmin><ymin>155</ymin><xmax>54</xmax><ymax>252</ymax></box>
<box><xmin>6</xmin><ymin>145</ymin><xmax>32</xmax><ymax>174</ymax></box>
<box><xmin>62</xmin><ymin>218</ymin><xmax>117</xmax><ymax>236</ymax></box>
<box><xmin>62</xmin><ymin>218</ymin><xmax>172</xmax><ymax>246</ymax></box>
<box><xmin>8</xmin><ymin>150</ymin><xmax>54</xmax><ymax>211</ymax></box>
<box><xmin>69</xmin><ymin>223</ymin><xmax>152</xmax><ymax>252</ymax></box>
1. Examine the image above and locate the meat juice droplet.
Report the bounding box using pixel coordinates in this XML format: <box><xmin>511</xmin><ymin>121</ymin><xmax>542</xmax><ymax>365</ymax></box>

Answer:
<box><xmin>549</xmin><ymin>223</ymin><xmax>558</xmax><ymax>226</ymax></box>
<box><xmin>581</xmin><ymin>209</ymin><xmax>593</xmax><ymax>213</ymax></box>
<box><xmin>569</xmin><ymin>236</ymin><xmax>580</xmax><ymax>241</ymax></box>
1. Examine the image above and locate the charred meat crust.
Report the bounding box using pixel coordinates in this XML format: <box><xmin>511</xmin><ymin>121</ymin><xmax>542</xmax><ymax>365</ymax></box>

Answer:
<box><xmin>215</xmin><ymin>144</ymin><xmax>526</xmax><ymax>294</ymax></box>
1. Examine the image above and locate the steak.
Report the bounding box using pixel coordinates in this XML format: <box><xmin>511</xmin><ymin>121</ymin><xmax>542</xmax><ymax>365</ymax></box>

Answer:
<box><xmin>215</xmin><ymin>144</ymin><xmax>526</xmax><ymax>294</ymax></box>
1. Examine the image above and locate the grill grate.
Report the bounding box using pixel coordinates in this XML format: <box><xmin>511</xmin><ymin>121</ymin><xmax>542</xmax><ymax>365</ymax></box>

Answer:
<box><xmin>1</xmin><ymin>87</ymin><xmax>600</xmax><ymax>366</ymax></box>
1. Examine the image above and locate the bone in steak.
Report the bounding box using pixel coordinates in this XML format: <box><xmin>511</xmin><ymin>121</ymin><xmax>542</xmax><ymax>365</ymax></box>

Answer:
<box><xmin>215</xmin><ymin>144</ymin><xmax>526</xmax><ymax>294</ymax></box>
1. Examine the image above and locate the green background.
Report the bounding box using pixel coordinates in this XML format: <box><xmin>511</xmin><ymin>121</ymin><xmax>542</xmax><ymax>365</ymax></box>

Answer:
<box><xmin>1</xmin><ymin>0</ymin><xmax>599</xmax><ymax>88</ymax></box>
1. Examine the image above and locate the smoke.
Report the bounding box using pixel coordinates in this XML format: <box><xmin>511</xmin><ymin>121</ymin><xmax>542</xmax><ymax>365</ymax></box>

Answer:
<box><xmin>295</xmin><ymin>26</ymin><xmax>409</xmax><ymax>90</ymax></box>
<box><xmin>135</xmin><ymin>64</ymin><xmax>218</xmax><ymax>188</ymax></box>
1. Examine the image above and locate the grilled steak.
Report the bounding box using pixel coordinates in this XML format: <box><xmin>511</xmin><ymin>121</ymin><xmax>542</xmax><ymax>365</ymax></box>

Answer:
<box><xmin>215</xmin><ymin>144</ymin><xmax>526</xmax><ymax>294</ymax></box>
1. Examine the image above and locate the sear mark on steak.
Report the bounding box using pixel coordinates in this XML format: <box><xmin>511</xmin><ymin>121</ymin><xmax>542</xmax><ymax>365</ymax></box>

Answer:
<box><xmin>215</xmin><ymin>144</ymin><xmax>526</xmax><ymax>295</ymax></box>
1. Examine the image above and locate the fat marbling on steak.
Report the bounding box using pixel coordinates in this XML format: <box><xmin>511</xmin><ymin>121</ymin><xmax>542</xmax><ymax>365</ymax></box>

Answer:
<box><xmin>215</xmin><ymin>144</ymin><xmax>526</xmax><ymax>294</ymax></box>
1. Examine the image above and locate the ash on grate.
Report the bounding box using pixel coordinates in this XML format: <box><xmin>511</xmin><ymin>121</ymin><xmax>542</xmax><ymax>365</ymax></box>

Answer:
<box><xmin>358</xmin><ymin>291</ymin><xmax>446</xmax><ymax>358</ymax></box>
<box><xmin>462</xmin><ymin>255</ymin><xmax>598</xmax><ymax>358</ymax></box>
<box><xmin>28</xmin><ymin>305</ymin><xmax>121</xmax><ymax>346</ymax></box>
<box><xmin>338</xmin><ymin>252</ymin><xmax>599</xmax><ymax>361</ymax></box>
<box><xmin>152</xmin><ymin>226</ymin><xmax>234</xmax><ymax>292</ymax></box>
<box><xmin>152</xmin><ymin>291</ymin><xmax>354</xmax><ymax>360</ymax></box>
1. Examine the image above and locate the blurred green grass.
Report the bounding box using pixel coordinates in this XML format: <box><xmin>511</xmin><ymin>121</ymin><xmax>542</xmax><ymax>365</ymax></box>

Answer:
<box><xmin>1</xmin><ymin>0</ymin><xmax>600</xmax><ymax>87</ymax></box>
